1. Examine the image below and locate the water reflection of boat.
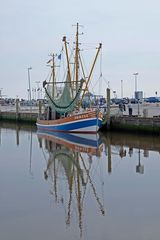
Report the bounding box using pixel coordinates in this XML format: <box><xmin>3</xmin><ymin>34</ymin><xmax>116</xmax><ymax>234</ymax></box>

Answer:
<box><xmin>37</xmin><ymin>131</ymin><xmax>105</xmax><ymax>237</ymax></box>
<box><xmin>37</xmin><ymin>131</ymin><xmax>103</xmax><ymax>156</ymax></box>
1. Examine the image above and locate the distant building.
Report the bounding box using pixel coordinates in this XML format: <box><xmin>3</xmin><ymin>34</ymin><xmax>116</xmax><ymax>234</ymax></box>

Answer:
<box><xmin>135</xmin><ymin>91</ymin><xmax>143</xmax><ymax>101</ymax></box>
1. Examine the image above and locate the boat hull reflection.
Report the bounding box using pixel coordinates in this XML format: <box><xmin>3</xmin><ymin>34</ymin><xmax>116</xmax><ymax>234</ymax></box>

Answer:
<box><xmin>37</xmin><ymin>130</ymin><xmax>103</xmax><ymax>156</ymax></box>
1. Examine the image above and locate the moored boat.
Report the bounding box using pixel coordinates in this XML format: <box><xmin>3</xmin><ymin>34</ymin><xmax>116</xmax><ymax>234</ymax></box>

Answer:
<box><xmin>37</xmin><ymin>110</ymin><xmax>103</xmax><ymax>133</ymax></box>
<box><xmin>36</xmin><ymin>23</ymin><xmax>103</xmax><ymax>133</ymax></box>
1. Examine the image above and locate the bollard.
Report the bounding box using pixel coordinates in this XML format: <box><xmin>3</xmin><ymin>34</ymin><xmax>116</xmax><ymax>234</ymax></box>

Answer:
<box><xmin>143</xmin><ymin>108</ymin><xmax>148</xmax><ymax>118</ymax></box>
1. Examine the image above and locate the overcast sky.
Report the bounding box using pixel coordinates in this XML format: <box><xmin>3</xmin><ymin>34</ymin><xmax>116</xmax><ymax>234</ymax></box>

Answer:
<box><xmin>0</xmin><ymin>0</ymin><xmax>160</xmax><ymax>99</ymax></box>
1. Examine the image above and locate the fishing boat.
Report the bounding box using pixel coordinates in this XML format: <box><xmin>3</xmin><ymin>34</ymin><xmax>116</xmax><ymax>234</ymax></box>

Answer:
<box><xmin>36</xmin><ymin>23</ymin><xmax>103</xmax><ymax>133</ymax></box>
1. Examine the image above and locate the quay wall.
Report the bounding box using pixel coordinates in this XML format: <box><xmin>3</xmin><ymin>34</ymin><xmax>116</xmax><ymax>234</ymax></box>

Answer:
<box><xmin>1</xmin><ymin>109</ymin><xmax>160</xmax><ymax>135</ymax></box>
<box><xmin>0</xmin><ymin>111</ymin><xmax>38</xmax><ymax>123</ymax></box>
<box><xmin>110</xmin><ymin>116</ymin><xmax>160</xmax><ymax>135</ymax></box>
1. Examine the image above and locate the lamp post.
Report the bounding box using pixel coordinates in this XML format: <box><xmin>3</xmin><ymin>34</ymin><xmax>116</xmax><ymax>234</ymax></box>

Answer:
<box><xmin>121</xmin><ymin>80</ymin><xmax>123</xmax><ymax>99</ymax></box>
<box><xmin>133</xmin><ymin>72</ymin><xmax>138</xmax><ymax>97</ymax></box>
<box><xmin>133</xmin><ymin>72</ymin><xmax>141</xmax><ymax>116</ymax></box>
<box><xmin>27</xmin><ymin>67</ymin><xmax>32</xmax><ymax>104</ymax></box>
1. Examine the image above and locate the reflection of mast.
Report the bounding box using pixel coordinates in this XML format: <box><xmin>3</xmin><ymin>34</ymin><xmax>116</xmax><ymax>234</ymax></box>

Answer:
<box><xmin>80</xmin><ymin>154</ymin><xmax>105</xmax><ymax>216</ymax></box>
<box><xmin>38</xmin><ymin>132</ymin><xmax>104</xmax><ymax>238</ymax></box>
<box><xmin>44</xmin><ymin>145</ymin><xmax>59</xmax><ymax>202</ymax></box>
<box><xmin>66</xmin><ymin>170</ymin><xmax>73</xmax><ymax>225</ymax></box>
<box><xmin>53</xmin><ymin>154</ymin><xmax>58</xmax><ymax>202</ymax></box>
<box><xmin>0</xmin><ymin>127</ymin><xmax>1</xmax><ymax>145</ymax></box>
<box><xmin>76</xmin><ymin>154</ymin><xmax>83</xmax><ymax>237</ymax></box>
<box><xmin>29</xmin><ymin>130</ymin><xmax>33</xmax><ymax>176</ymax></box>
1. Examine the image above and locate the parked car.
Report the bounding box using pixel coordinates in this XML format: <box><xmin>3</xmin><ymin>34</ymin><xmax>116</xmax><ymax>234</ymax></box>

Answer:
<box><xmin>145</xmin><ymin>97</ymin><xmax>160</xmax><ymax>103</ymax></box>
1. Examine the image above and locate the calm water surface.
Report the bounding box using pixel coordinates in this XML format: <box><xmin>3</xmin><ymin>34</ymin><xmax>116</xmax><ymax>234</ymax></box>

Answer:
<box><xmin>0</xmin><ymin>123</ymin><xmax>160</xmax><ymax>240</ymax></box>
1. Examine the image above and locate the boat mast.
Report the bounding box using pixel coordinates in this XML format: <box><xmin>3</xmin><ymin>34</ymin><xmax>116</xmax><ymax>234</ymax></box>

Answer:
<box><xmin>52</xmin><ymin>54</ymin><xmax>56</xmax><ymax>98</ymax></box>
<box><xmin>81</xmin><ymin>43</ymin><xmax>102</xmax><ymax>100</ymax></box>
<box><xmin>75</xmin><ymin>22</ymin><xmax>79</xmax><ymax>93</ymax></box>
<box><xmin>62</xmin><ymin>36</ymin><xmax>73</xmax><ymax>95</ymax></box>
<box><xmin>48</xmin><ymin>53</ymin><xmax>56</xmax><ymax>98</ymax></box>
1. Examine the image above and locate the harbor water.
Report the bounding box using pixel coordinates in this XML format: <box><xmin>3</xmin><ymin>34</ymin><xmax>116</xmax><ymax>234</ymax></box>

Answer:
<box><xmin>0</xmin><ymin>122</ymin><xmax>160</xmax><ymax>240</ymax></box>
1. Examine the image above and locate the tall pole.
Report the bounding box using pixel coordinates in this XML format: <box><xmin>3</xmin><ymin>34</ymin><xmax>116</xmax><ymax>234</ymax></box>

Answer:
<box><xmin>121</xmin><ymin>80</ymin><xmax>123</xmax><ymax>99</ymax></box>
<box><xmin>28</xmin><ymin>67</ymin><xmax>32</xmax><ymax>103</ymax></box>
<box><xmin>75</xmin><ymin>22</ymin><xmax>79</xmax><ymax>92</ymax></box>
<box><xmin>63</xmin><ymin>36</ymin><xmax>73</xmax><ymax>96</ymax></box>
<box><xmin>81</xmin><ymin>43</ymin><xmax>102</xmax><ymax>100</ymax></box>
<box><xmin>28</xmin><ymin>67</ymin><xmax>32</xmax><ymax>114</ymax></box>
<box><xmin>133</xmin><ymin>72</ymin><xmax>138</xmax><ymax>98</ymax></box>
<box><xmin>106</xmin><ymin>88</ymin><xmax>110</xmax><ymax>129</ymax></box>
<box><xmin>52</xmin><ymin>54</ymin><xmax>55</xmax><ymax>98</ymax></box>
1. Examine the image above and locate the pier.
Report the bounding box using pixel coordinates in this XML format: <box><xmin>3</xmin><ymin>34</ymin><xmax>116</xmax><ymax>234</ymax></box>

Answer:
<box><xmin>0</xmin><ymin>106</ymin><xmax>38</xmax><ymax>123</ymax></box>
<box><xmin>0</xmin><ymin>101</ymin><xmax>160</xmax><ymax>134</ymax></box>
<box><xmin>0</xmin><ymin>110</ymin><xmax>38</xmax><ymax>123</ymax></box>
<box><xmin>108</xmin><ymin>102</ymin><xmax>160</xmax><ymax>134</ymax></box>
<box><xmin>110</xmin><ymin>115</ymin><xmax>160</xmax><ymax>135</ymax></box>
<box><xmin>0</xmin><ymin>100</ymin><xmax>42</xmax><ymax>123</ymax></box>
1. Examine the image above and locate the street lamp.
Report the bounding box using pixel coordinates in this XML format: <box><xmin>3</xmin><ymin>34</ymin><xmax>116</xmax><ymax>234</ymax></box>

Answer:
<box><xmin>133</xmin><ymin>72</ymin><xmax>140</xmax><ymax>116</ymax></box>
<box><xmin>27</xmin><ymin>67</ymin><xmax>32</xmax><ymax>104</ymax></box>
<box><xmin>133</xmin><ymin>72</ymin><xmax>138</xmax><ymax>97</ymax></box>
<box><xmin>121</xmin><ymin>80</ymin><xmax>123</xmax><ymax>99</ymax></box>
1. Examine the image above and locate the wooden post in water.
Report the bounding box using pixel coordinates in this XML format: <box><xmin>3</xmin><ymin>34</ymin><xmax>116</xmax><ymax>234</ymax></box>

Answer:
<box><xmin>16</xmin><ymin>125</ymin><xmax>19</xmax><ymax>146</ymax></box>
<box><xmin>106</xmin><ymin>88</ymin><xmax>110</xmax><ymax>129</ymax></box>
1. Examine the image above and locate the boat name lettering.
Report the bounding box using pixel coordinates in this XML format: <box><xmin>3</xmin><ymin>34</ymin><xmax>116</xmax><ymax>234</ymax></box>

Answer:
<box><xmin>75</xmin><ymin>114</ymin><xmax>89</xmax><ymax>120</ymax></box>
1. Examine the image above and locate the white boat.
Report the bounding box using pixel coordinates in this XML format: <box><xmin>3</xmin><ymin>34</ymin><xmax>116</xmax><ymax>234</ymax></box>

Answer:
<box><xmin>37</xmin><ymin>110</ymin><xmax>103</xmax><ymax>133</ymax></box>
